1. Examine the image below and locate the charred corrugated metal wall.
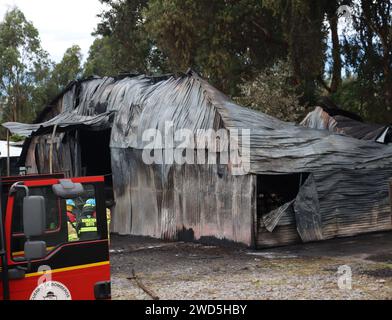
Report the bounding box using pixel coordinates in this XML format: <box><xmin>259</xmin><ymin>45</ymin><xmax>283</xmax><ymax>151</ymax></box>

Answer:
<box><xmin>256</xmin><ymin>169</ymin><xmax>392</xmax><ymax>248</ymax></box>
<box><xmin>26</xmin><ymin>132</ymin><xmax>80</xmax><ymax>177</ymax></box>
<box><xmin>111</xmin><ymin>148</ymin><xmax>255</xmax><ymax>245</ymax></box>
<box><xmin>3</xmin><ymin>72</ymin><xmax>392</xmax><ymax>248</ymax></box>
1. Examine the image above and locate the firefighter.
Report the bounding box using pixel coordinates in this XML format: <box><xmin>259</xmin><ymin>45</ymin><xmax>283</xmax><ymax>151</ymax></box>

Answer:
<box><xmin>66</xmin><ymin>199</ymin><xmax>79</xmax><ymax>242</ymax></box>
<box><xmin>66</xmin><ymin>199</ymin><xmax>77</xmax><ymax>225</ymax></box>
<box><xmin>67</xmin><ymin>220</ymin><xmax>79</xmax><ymax>242</ymax></box>
<box><xmin>105</xmin><ymin>200</ymin><xmax>114</xmax><ymax>242</ymax></box>
<box><xmin>106</xmin><ymin>208</ymin><xmax>111</xmax><ymax>229</ymax></box>
<box><xmin>77</xmin><ymin>198</ymin><xmax>98</xmax><ymax>241</ymax></box>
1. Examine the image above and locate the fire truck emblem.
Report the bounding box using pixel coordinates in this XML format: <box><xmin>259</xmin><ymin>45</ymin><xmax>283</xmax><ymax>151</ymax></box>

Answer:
<box><xmin>30</xmin><ymin>281</ymin><xmax>72</xmax><ymax>300</ymax></box>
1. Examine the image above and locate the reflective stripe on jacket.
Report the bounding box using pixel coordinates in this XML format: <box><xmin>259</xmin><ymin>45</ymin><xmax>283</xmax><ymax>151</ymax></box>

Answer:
<box><xmin>78</xmin><ymin>217</ymin><xmax>98</xmax><ymax>234</ymax></box>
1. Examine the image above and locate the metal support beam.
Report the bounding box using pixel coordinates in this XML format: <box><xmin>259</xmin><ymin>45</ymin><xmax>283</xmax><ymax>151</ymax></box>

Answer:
<box><xmin>6</xmin><ymin>130</ymin><xmax>10</xmax><ymax>177</ymax></box>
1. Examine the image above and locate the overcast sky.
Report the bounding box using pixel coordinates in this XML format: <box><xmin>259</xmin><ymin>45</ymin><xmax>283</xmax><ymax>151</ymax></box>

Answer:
<box><xmin>0</xmin><ymin>0</ymin><xmax>108</xmax><ymax>62</ymax></box>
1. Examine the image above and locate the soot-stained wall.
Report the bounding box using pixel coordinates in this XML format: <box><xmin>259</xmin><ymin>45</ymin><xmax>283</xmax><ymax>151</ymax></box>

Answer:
<box><xmin>111</xmin><ymin>148</ymin><xmax>255</xmax><ymax>245</ymax></box>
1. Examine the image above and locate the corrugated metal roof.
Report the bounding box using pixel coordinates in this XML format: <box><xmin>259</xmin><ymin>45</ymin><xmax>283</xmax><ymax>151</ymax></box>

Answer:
<box><xmin>2</xmin><ymin>71</ymin><xmax>392</xmax><ymax>174</ymax></box>
<box><xmin>3</xmin><ymin>111</ymin><xmax>115</xmax><ymax>137</ymax></box>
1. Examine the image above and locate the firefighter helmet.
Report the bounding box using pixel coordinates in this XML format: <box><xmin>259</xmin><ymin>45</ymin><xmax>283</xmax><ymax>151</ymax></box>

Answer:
<box><xmin>84</xmin><ymin>198</ymin><xmax>96</xmax><ymax>208</ymax></box>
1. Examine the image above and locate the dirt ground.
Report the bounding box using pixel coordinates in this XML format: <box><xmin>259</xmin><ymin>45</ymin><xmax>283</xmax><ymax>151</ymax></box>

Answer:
<box><xmin>110</xmin><ymin>232</ymin><xmax>392</xmax><ymax>300</ymax></box>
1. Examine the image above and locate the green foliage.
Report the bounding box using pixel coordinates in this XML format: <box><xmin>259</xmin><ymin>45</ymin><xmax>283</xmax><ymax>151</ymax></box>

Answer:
<box><xmin>264</xmin><ymin>0</ymin><xmax>330</xmax><ymax>105</ymax></box>
<box><xmin>90</xmin><ymin>0</ymin><xmax>286</xmax><ymax>94</ymax></box>
<box><xmin>51</xmin><ymin>45</ymin><xmax>82</xmax><ymax>89</ymax></box>
<box><xmin>37</xmin><ymin>44</ymin><xmax>82</xmax><ymax>103</ymax></box>
<box><xmin>0</xmin><ymin>9</ymin><xmax>85</xmax><ymax>139</ymax></box>
<box><xmin>332</xmin><ymin>77</ymin><xmax>392</xmax><ymax>124</ymax></box>
<box><xmin>339</xmin><ymin>0</ymin><xmax>392</xmax><ymax>123</ymax></box>
<box><xmin>331</xmin><ymin>78</ymin><xmax>364</xmax><ymax>115</ymax></box>
<box><xmin>236</xmin><ymin>60</ymin><xmax>306</xmax><ymax>122</ymax></box>
<box><xmin>144</xmin><ymin>0</ymin><xmax>286</xmax><ymax>95</ymax></box>
<box><xmin>84</xmin><ymin>37</ymin><xmax>115</xmax><ymax>77</ymax></box>
<box><xmin>89</xmin><ymin>0</ymin><xmax>168</xmax><ymax>76</ymax></box>
<box><xmin>0</xmin><ymin>7</ymin><xmax>51</xmax><ymax>126</ymax></box>
<box><xmin>10</xmin><ymin>134</ymin><xmax>24</xmax><ymax>142</ymax></box>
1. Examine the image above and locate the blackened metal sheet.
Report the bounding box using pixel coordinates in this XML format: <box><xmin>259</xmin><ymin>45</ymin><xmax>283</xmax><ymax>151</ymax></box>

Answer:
<box><xmin>256</xmin><ymin>168</ymin><xmax>392</xmax><ymax>248</ymax></box>
<box><xmin>301</xmin><ymin>106</ymin><xmax>390</xmax><ymax>142</ymax></box>
<box><xmin>293</xmin><ymin>175</ymin><xmax>323</xmax><ymax>242</ymax></box>
<box><xmin>110</xmin><ymin>148</ymin><xmax>255</xmax><ymax>245</ymax></box>
<box><xmin>262</xmin><ymin>200</ymin><xmax>294</xmax><ymax>233</ymax></box>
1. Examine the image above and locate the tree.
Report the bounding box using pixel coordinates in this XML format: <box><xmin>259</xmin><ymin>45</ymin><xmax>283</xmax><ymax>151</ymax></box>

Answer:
<box><xmin>87</xmin><ymin>0</ymin><xmax>392</xmax><ymax>124</ymax></box>
<box><xmin>325</xmin><ymin>0</ymin><xmax>349</xmax><ymax>94</ymax></box>
<box><xmin>51</xmin><ymin>45</ymin><xmax>83</xmax><ymax>91</ymax></box>
<box><xmin>90</xmin><ymin>0</ymin><xmax>286</xmax><ymax>94</ymax></box>
<box><xmin>84</xmin><ymin>37</ymin><xmax>115</xmax><ymax>77</ymax></box>
<box><xmin>91</xmin><ymin>0</ymin><xmax>167</xmax><ymax>75</ymax></box>
<box><xmin>236</xmin><ymin>60</ymin><xmax>305</xmax><ymax>122</ymax></box>
<box><xmin>145</xmin><ymin>0</ymin><xmax>286</xmax><ymax>95</ymax></box>
<box><xmin>339</xmin><ymin>0</ymin><xmax>392</xmax><ymax>123</ymax></box>
<box><xmin>264</xmin><ymin>0</ymin><xmax>331</xmax><ymax>105</ymax></box>
<box><xmin>34</xmin><ymin>45</ymin><xmax>83</xmax><ymax>108</ymax></box>
<box><xmin>0</xmin><ymin>8</ymin><xmax>51</xmax><ymax>127</ymax></box>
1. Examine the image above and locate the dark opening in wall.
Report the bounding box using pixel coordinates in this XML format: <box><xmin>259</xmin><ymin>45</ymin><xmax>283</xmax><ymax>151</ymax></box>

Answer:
<box><xmin>256</xmin><ymin>173</ymin><xmax>309</xmax><ymax>217</ymax></box>
<box><xmin>0</xmin><ymin>158</ymin><xmax>20</xmax><ymax>176</ymax></box>
<box><xmin>79</xmin><ymin>129</ymin><xmax>113</xmax><ymax>201</ymax></box>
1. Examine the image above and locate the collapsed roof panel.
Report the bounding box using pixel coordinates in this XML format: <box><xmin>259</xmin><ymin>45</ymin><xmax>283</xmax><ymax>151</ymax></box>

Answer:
<box><xmin>3</xmin><ymin>111</ymin><xmax>115</xmax><ymax>137</ymax></box>
<box><xmin>301</xmin><ymin>106</ymin><xmax>392</xmax><ymax>143</ymax></box>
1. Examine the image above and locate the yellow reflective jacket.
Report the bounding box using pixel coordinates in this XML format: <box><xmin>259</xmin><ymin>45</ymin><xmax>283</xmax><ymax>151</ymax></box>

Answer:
<box><xmin>67</xmin><ymin>221</ymin><xmax>79</xmax><ymax>242</ymax></box>
<box><xmin>106</xmin><ymin>208</ymin><xmax>111</xmax><ymax>241</ymax></box>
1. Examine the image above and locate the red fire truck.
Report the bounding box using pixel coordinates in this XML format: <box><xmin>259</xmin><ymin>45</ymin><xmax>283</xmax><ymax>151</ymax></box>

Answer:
<box><xmin>0</xmin><ymin>174</ymin><xmax>111</xmax><ymax>300</ymax></box>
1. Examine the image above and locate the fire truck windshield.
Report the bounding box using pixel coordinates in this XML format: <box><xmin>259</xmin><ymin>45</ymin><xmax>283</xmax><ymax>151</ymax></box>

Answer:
<box><xmin>10</xmin><ymin>183</ymin><xmax>100</xmax><ymax>261</ymax></box>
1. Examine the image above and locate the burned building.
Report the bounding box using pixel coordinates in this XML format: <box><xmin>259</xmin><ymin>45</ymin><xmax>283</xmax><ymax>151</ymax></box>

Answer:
<box><xmin>301</xmin><ymin>106</ymin><xmax>392</xmax><ymax>144</ymax></box>
<box><xmin>3</xmin><ymin>71</ymin><xmax>392</xmax><ymax>248</ymax></box>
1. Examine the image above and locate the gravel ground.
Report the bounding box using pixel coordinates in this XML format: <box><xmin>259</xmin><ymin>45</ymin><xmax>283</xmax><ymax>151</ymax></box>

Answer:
<box><xmin>110</xmin><ymin>232</ymin><xmax>392</xmax><ymax>300</ymax></box>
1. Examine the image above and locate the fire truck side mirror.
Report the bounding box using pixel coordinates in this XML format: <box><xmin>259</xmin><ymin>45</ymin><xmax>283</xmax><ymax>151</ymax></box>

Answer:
<box><xmin>23</xmin><ymin>196</ymin><xmax>46</xmax><ymax>237</ymax></box>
